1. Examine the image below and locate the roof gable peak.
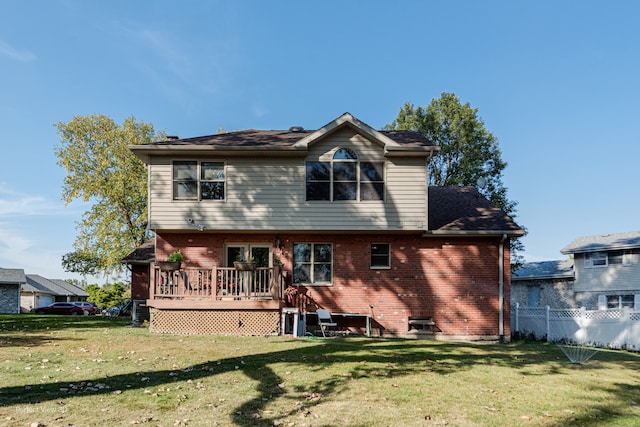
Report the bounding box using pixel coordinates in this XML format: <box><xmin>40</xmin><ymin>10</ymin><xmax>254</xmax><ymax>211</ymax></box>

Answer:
<box><xmin>293</xmin><ymin>112</ymin><xmax>399</xmax><ymax>149</ymax></box>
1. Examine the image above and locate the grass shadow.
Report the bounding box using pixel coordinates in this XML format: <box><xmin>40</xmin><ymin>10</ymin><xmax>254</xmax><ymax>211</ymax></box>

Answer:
<box><xmin>1</xmin><ymin>316</ymin><xmax>639</xmax><ymax>425</ymax></box>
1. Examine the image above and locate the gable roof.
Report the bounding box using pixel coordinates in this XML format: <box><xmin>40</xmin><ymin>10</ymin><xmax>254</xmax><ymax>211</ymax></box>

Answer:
<box><xmin>22</xmin><ymin>275</ymin><xmax>87</xmax><ymax>297</ymax></box>
<box><xmin>129</xmin><ymin>113</ymin><xmax>437</xmax><ymax>163</ymax></box>
<box><xmin>428</xmin><ymin>186</ymin><xmax>524</xmax><ymax>236</ymax></box>
<box><xmin>0</xmin><ymin>268</ymin><xmax>26</xmax><ymax>285</ymax></box>
<box><xmin>561</xmin><ymin>230</ymin><xmax>640</xmax><ymax>254</ymax></box>
<box><xmin>50</xmin><ymin>279</ymin><xmax>88</xmax><ymax>297</ymax></box>
<box><xmin>512</xmin><ymin>259</ymin><xmax>574</xmax><ymax>281</ymax></box>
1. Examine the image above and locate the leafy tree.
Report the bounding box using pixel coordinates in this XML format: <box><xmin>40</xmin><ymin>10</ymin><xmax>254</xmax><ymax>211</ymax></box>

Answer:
<box><xmin>387</xmin><ymin>92</ymin><xmax>526</xmax><ymax>266</ymax></box>
<box><xmin>85</xmin><ymin>282</ymin><xmax>129</xmax><ymax>310</ymax></box>
<box><xmin>62</xmin><ymin>251</ymin><xmax>101</xmax><ymax>278</ymax></box>
<box><xmin>55</xmin><ymin>115</ymin><xmax>164</xmax><ymax>277</ymax></box>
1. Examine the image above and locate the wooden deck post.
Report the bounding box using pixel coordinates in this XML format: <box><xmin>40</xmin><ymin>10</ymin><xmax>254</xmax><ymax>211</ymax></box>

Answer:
<box><xmin>149</xmin><ymin>264</ymin><xmax>156</xmax><ymax>300</ymax></box>
<box><xmin>272</xmin><ymin>264</ymin><xmax>282</xmax><ymax>300</ymax></box>
<box><xmin>212</xmin><ymin>264</ymin><xmax>218</xmax><ymax>300</ymax></box>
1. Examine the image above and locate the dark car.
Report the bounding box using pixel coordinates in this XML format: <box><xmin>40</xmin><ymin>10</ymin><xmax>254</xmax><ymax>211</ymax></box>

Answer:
<box><xmin>33</xmin><ymin>302</ymin><xmax>85</xmax><ymax>315</ymax></box>
<box><xmin>73</xmin><ymin>301</ymin><xmax>98</xmax><ymax>315</ymax></box>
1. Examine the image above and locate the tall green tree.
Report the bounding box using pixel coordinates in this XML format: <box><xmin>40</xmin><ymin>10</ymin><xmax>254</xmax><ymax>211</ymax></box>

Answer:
<box><xmin>55</xmin><ymin>115</ymin><xmax>163</xmax><ymax>276</ymax></box>
<box><xmin>387</xmin><ymin>92</ymin><xmax>526</xmax><ymax>265</ymax></box>
<box><xmin>85</xmin><ymin>282</ymin><xmax>130</xmax><ymax>309</ymax></box>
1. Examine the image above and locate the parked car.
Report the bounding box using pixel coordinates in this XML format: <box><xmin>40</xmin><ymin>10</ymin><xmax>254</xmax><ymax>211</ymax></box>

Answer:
<box><xmin>72</xmin><ymin>301</ymin><xmax>98</xmax><ymax>315</ymax></box>
<box><xmin>32</xmin><ymin>302</ymin><xmax>85</xmax><ymax>315</ymax></box>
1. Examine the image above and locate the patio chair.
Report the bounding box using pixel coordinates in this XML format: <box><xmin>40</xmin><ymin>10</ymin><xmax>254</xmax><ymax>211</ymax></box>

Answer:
<box><xmin>317</xmin><ymin>309</ymin><xmax>337</xmax><ymax>337</ymax></box>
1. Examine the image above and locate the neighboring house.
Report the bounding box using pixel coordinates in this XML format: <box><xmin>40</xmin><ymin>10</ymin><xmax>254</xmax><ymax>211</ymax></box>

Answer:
<box><xmin>561</xmin><ymin>231</ymin><xmax>640</xmax><ymax>310</ymax></box>
<box><xmin>20</xmin><ymin>275</ymin><xmax>88</xmax><ymax>312</ymax></box>
<box><xmin>128</xmin><ymin>112</ymin><xmax>523</xmax><ymax>339</ymax></box>
<box><xmin>511</xmin><ymin>259</ymin><xmax>576</xmax><ymax>308</ymax></box>
<box><xmin>0</xmin><ymin>268</ymin><xmax>26</xmax><ymax>314</ymax></box>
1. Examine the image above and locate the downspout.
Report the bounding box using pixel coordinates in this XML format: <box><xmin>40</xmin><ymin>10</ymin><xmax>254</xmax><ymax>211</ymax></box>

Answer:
<box><xmin>499</xmin><ymin>233</ymin><xmax>507</xmax><ymax>343</ymax></box>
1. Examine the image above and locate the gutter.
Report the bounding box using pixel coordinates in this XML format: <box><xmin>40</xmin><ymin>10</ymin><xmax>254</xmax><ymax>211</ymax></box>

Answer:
<box><xmin>423</xmin><ymin>230</ymin><xmax>525</xmax><ymax>237</ymax></box>
<box><xmin>128</xmin><ymin>145</ymin><xmax>309</xmax><ymax>163</ymax></box>
<box><xmin>499</xmin><ymin>233</ymin><xmax>507</xmax><ymax>342</ymax></box>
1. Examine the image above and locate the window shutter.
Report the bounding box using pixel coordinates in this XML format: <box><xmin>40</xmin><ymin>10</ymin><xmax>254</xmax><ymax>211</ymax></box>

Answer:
<box><xmin>597</xmin><ymin>295</ymin><xmax>607</xmax><ymax>310</ymax></box>
<box><xmin>634</xmin><ymin>295</ymin><xmax>640</xmax><ymax>310</ymax></box>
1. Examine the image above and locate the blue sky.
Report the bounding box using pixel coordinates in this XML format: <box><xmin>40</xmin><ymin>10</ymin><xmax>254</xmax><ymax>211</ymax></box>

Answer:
<box><xmin>1</xmin><ymin>1</ymin><xmax>639</xmax><ymax>284</ymax></box>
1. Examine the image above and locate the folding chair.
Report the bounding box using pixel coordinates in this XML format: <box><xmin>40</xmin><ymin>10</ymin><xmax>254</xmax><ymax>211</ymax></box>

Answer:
<box><xmin>317</xmin><ymin>309</ymin><xmax>337</xmax><ymax>337</ymax></box>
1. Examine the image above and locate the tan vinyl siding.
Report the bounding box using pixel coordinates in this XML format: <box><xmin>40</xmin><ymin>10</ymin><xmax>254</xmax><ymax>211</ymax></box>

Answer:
<box><xmin>148</xmin><ymin>128</ymin><xmax>428</xmax><ymax>231</ymax></box>
<box><xmin>573</xmin><ymin>252</ymin><xmax>640</xmax><ymax>292</ymax></box>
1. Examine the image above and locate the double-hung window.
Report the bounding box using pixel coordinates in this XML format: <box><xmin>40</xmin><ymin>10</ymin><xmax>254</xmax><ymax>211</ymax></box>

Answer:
<box><xmin>293</xmin><ymin>243</ymin><xmax>332</xmax><ymax>285</ymax></box>
<box><xmin>607</xmin><ymin>295</ymin><xmax>635</xmax><ymax>309</ymax></box>
<box><xmin>173</xmin><ymin>161</ymin><xmax>225</xmax><ymax>201</ymax></box>
<box><xmin>306</xmin><ymin>148</ymin><xmax>384</xmax><ymax>201</ymax></box>
<box><xmin>609</xmin><ymin>250</ymin><xmax>634</xmax><ymax>266</ymax></box>
<box><xmin>584</xmin><ymin>251</ymin><xmax>607</xmax><ymax>268</ymax></box>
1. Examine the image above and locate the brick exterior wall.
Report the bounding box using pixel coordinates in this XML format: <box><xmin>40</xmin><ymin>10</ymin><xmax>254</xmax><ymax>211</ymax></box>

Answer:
<box><xmin>131</xmin><ymin>265</ymin><xmax>150</xmax><ymax>300</ymax></box>
<box><xmin>0</xmin><ymin>284</ymin><xmax>20</xmax><ymax>314</ymax></box>
<box><xmin>156</xmin><ymin>232</ymin><xmax>511</xmax><ymax>339</ymax></box>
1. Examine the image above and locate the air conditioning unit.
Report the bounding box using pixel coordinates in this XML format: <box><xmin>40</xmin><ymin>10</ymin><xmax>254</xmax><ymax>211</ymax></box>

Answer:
<box><xmin>132</xmin><ymin>299</ymin><xmax>150</xmax><ymax>325</ymax></box>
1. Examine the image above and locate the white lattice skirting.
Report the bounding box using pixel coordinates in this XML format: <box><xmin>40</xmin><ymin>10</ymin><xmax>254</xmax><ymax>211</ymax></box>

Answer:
<box><xmin>149</xmin><ymin>308</ymin><xmax>280</xmax><ymax>336</ymax></box>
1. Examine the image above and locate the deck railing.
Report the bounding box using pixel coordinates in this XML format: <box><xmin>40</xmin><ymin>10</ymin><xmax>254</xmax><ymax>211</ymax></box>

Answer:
<box><xmin>150</xmin><ymin>264</ymin><xmax>286</xmax><ymax>301</ymax></box>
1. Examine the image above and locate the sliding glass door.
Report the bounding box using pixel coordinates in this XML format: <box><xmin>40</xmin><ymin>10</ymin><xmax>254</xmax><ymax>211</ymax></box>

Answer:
<box><xmin>225</xmin><ymin>244</ymin><xmax>271</xmax><ymax>267</ymax></box>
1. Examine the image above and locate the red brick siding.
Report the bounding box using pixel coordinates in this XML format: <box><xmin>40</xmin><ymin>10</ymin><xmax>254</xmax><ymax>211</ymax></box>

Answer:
<box><xmin>131</xmin><ymin>265</ymin><xmax>150</xmax><ymax>300</ymax></box>
<box><xmin>156</xmin><ymin>233</ymin><xmax>511</xmax><ymax>338</ymax></box>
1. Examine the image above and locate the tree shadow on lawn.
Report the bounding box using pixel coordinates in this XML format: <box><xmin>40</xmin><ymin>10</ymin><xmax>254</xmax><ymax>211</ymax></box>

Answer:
<box><xmin>1</xmin><ymin>314</ymin><xmax>129</xmax><ymax>332</ymax></box>
<box><xmin>0</xmin><ymin>315</ymin><xmax>130</xmax><ymax>348</ymax></box>
<box><xmin>0</xmin><ymin>336</ymin><xmax>637</xmax><ymax>426</ymax></box>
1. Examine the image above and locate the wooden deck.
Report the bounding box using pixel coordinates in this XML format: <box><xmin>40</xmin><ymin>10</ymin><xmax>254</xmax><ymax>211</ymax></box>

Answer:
<box><xmin>147</xmin><ymin>264</ymin><xmax>286</xmax><ymax>310</ymax></box>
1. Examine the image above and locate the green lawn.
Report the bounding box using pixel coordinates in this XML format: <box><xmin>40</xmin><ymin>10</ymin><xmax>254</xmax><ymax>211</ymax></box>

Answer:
<box><xmin>0</xmin><ymin>315</ymin><xmax>638</xmax><ymax>426</ymax></box>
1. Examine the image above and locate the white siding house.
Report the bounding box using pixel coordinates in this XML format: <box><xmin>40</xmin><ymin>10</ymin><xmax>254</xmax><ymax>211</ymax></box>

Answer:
<box><xmin>560</xmin><ymin>231</ymin><xmax>640</xmax><ymax>310</ymax></box>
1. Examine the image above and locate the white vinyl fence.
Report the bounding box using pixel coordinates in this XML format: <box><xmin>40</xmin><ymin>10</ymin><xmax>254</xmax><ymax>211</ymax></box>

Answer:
<box><xmin>511</xmin><ymin>303</ymin><xmax>640</xmax><ymax>351</ymax></box>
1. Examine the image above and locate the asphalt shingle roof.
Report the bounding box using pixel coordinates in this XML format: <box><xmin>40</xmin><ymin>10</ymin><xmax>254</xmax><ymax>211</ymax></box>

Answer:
<box><xmin>50</xmin><ymin>279</ymin><xmax>88</xmax><ymax>297</ymax></box>
<box><xmin>512</xmin><ymin>259</ymin><xmax>574</xmax><ymax>281</ymax></box>
<box><xmin>428</xmin><ymin>186</ymin><xmax>523</xmax><ymax>234</ymax></box>
<box><xmin>149</xmin><ymin>129</ymin><xmax>433</xmax><ymax>148</ymax></box>
<box><xmin>0</xmin><ymin>268</ymin><xmax>26</xmax><ymax>284</ymax></box>
<box><xmin>561</xmin><ymin>230</ymin><xmax>640</xmax><ymax>254</ymax></box>
<box><xmin>22</xmin><ymin>275</ymin><xmax>86</xmax><ymax>297</ymax></box>
<box><xmin>121</xmin><ymin>239</ymin><xmax>155</xmax><ymax>264</ymax></box>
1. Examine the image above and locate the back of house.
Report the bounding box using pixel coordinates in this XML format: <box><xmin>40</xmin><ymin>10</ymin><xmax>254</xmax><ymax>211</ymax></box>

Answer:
<box><xmin>127</xmin><ymin>112</ymin><xmax>523</xmax><ymax>339</ymax></box>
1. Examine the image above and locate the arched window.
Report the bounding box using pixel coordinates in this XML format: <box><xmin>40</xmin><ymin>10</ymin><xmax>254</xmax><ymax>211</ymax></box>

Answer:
<box><xmin>305</xmin><ymin>148</ymin><xmax>384</xmax><ymax>201</ymax></box>
<box><xmin>332</xmin><ymin>148</ymin><xmax>358</xmax><ymax>200</ymax></box>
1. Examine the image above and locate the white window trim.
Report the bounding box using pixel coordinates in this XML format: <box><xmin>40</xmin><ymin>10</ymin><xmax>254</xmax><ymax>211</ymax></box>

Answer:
<box><xmin>305</xmin><ymin>148</ymin><xmax>385</xmax><ymax>202</ymax></box>
<box><xmin>172</xmin><ymin>160</ymin><xmax>226</xmax><ymax>201</ymax></box>
<box><xmin>292</xmin><ymin>243</ymin><xmax>333</xmax><ymax>286</ymax></box>
<box><xmin>599</xmin><ymin>294</ymin><xmax>638</xmax><ymax>310</ymax></box>
<box><xmin>584</xmin><ymin>251</ymin><xmax>608</xmax><ymax>268</ymax></box>
<box><xmin>224</xmin><ymin>243</ymin><xmax>272</xmax><ymax>268</ymax></box>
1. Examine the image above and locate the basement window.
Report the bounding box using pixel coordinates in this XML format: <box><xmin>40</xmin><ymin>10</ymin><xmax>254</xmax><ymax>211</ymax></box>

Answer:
<box><xmin>370</xmin><ymin>243</ymin><xmax>390</xmax><ymax>268</ymax></box>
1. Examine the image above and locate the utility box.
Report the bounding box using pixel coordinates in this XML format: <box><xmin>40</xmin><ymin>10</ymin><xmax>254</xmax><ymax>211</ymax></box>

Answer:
<box><xmin>281</xmin><ymin>307</ymin><xmax>305</xmax><ymax>337</ymax></box>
